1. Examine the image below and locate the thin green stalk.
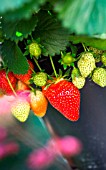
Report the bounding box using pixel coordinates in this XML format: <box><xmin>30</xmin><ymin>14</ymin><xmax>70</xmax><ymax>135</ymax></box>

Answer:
<box><xmin>28</xmin><ymin>85</ymin><xmax>34</xmax><ymax>91</ymax></box>
<box><xmin>33</xmin><ymin>57</ymin><xmax>42</xmax><ymax>71</ymax></box>
<box><xmin>49</xmin><ymin>56</ymin><xmax>58</xmax><ymax>78</ymax></box>
<box><xmin>82</xmin><ymin>43</ymin><xmax>87</xmax><ymax>52</ymax></box>
<box><xmin>29</xmin><ymin>64</ymin><xmax>35</xmax><ymax>73</ymax></box>
<box><xmin>6</xmin><ymin>74</ymin><xmax>17</xmax><ymax>96</ymax></box>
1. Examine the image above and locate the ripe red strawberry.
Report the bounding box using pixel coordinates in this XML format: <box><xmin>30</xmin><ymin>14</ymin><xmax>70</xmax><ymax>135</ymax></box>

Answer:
<box><xmin>0</xmin><ymin>70</ymin><xmax>17</xmax><ymax>95</ymax></box>
<box><xmin>14</xmin><ymin>60</ymin><xmax>34</xmax><ymax>85</ymax></box>
<box><xmin>42</xmin><ymin>79</ymin><xmax>80</xmax><ymax>121</ymax></box>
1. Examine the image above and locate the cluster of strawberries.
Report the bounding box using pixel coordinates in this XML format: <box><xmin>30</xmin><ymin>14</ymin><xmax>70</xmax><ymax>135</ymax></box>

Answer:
<box><xmin>0</xmin><ymin>59</ymin><xmax>80</xmax><ymax>122</ymax></box>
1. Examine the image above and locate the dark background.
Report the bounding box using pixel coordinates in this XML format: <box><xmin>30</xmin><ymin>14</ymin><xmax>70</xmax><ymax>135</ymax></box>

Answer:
<box><xmin>45</xmin><ymin>78</ymin><xmax>106</xmax><ymax>170</ymax></box>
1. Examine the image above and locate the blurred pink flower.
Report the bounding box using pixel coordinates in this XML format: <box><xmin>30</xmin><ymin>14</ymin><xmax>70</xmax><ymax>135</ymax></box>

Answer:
<box><xmin>53</xmin><ymin>136</ymin><xmax>82</xmax><ymax>157</ymax></box>
<box><xmin>0</xmin><ymin>127</ymin><xmax>7</xmax><ymax>142</ymax></box>
<box><xmin>27</xmin><ymin>146</ymin><xmax>55</xmax><ymax>169</ymax></box>
<box><xmin>0</xmin><ymin>142</ymin><xmax>19</xmax><ymax>159</ymax></box>
<box><xmin>27</xmin><ymin>135</ymin><xmax>82</xmax><ymax>169</ymax></box>
<box><xmin>0</xmin><ymin>95</ymin><xmax>15</xmax><ymax>114</ymax></box>
<box><xmin>0</xmin><ymin>126</ymin><xmax>19</xmax><ymax>160</ymax></box>
<box><xmin>16</xmin><ymin>90</ymin><xmax>30</xmax><ymax>103</ymax></box>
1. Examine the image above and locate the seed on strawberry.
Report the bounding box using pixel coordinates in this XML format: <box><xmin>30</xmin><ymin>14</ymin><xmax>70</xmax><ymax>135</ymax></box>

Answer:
<box><xmin>101</xmin><ymin>53</ymin><xmax>106</xmax><ymax>66</ymax></box>
<box><xmin>0</xmin><ymin>70</ymin><xmax>17</xmax><ymax>95</ymax></box>
<box><xmin>33</xmin><ymin>72</ymin><xmax>47</xmax><ymax>87</ymax></box>
<box><xmin>14</xmin><ymin>60</ymin><xmax>34</xmax><ymax>85</ymax></box>
<box><xmin>29</xmin><ymin>42</ymin><xmax>41</xmax><ymax>59</ymax></box>
<box><xmin>78</xmin><ymin>52</ymin><xmax>96</xmax><ymax>78</ymax></box>
<box><xmin>11</xmin><ymin>99</ymin><xmax>30</xmax><ymax>122</ymax></box>
<box><xmin>42</xmin><ymin>79</ymin><xmax>80</xmax><ymax>121</ymax></box>
<box><xmin>92</xmin><ymin>68</ymin><xmax>106</xmax><ymax>87</ymax></box>
<box><xmin>30</xmin><ymin>90</ymin><xmax>48</xmax><ymax>117</ymax></box>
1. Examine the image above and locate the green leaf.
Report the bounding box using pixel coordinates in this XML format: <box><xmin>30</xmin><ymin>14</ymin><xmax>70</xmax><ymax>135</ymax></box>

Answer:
<box><xmin>54</xmin><ymin>0</ymin><xmax>106</xmax><ymax>35</ymax></box>
<box><xmin>2</xmin><ymin>0</ymin><xmax>46</xmax><ymax>21</ymax></box>
<box><xmin>70</xmin><ymin>35</ymin><xmax>106</xmax><ymax>50</ymax></box>
<box><xmin>2</xmin><ymin>15</ymin><xmax>38</xmax><ymax>42</ymax></box>
<box><xmin>1</xmin><ymin>40</ymin><xmax>29</xmax><ymax>74</ymax></box>
<box><xmin>32</xmin><ymin>11</ymin><xmax>70</xmax><ymax>56</ymax></box>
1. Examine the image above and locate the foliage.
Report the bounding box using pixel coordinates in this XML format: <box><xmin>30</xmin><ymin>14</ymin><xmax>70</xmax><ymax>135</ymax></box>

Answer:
<box><xmin>54</xmin><ymin>0</ymin><xmax>106</xmax><ymax>35</ymax></box>
<box><xmin>2</xmin><ymin>15</ymin><xmax>38</xmax><ymax>42</ymax></box>
<box><xmin>32</xmin><ymin>11</ymin><xmax>70</xmax><ymax>56</ymax></box>
<box><xmin>1</xmin><ymin>40</ymin><xmax>29</xmax><ymax>74</ymax></box>
<box><xmin>1</xmin><ymin>1</ymin><xmax>106</xmax><ymax>169</ymax></box>
<box><xmin>70</xmin><ymin>35</ymin><xmax>106</xmax><ymax>50</ymax></box>
<box><xmin>1</xmin><ymin>0</ymin><xmax>106</xmax><ymax>73</ymax></box>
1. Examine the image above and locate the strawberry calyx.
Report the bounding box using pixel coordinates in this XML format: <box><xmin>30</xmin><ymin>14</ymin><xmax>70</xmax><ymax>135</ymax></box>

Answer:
<box><xmin>42</xmin><ymin>68</ymin><xmax>71</xmax><ymax>91</ymax></box>
<box><xmin>59</xmin><ymin>52</ymin><xmax>76</xmax><ymax>70</ymax></box>
<box><xmin>71</xmin><ymin>67</ymin><xmax>81</xmax><ymax>80</ymax></box>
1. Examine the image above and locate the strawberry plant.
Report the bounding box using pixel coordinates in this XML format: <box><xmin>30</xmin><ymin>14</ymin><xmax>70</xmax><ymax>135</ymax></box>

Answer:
<box><xmin>1</xmin><ymin>0</ymin><xmax>106</xmax><ymax>170</ymax></box>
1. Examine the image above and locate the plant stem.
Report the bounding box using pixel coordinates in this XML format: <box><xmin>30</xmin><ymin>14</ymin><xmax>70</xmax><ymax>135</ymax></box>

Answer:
<box><xmin>82</xmin><ymin>43</ymin><xmax>87</xmax><ymax>52</ymax></box>
<box><xmin>33</xmin><ymin>57</ymin><xmax>42</xmax><ymax>71</ymax></box>
<box><xmin>6</xmin><ymin>74</ymin><xmax>17</xmax><ymax>96</ymax></box>
<box><xmin>49</xmin><ymin>56</ymin><xmax>58</xmax><ymax>78</ymax></box>
<box><xmin>28</xmin><ymin>85</ymin><xmax>34</xmax><ymax>91</ymax></box>
<box><xmin>29</xmin><ymin>64</ymin><xmax>35</xmax><ymax>73</ymax></box>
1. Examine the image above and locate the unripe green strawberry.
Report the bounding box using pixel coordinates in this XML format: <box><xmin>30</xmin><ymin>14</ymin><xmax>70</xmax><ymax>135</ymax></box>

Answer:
<box><xmin>62</xmin><ymin>53</ymin><xmax>75</xmax><ymax>65</ymax></box>
<box><xmin>72</xmin><ymin>76</ymin><xmax>85</xmax><ymax>89</ymax></box>
<box><xmin>33</xmin><ymin>72</ymin><xmax>47</xmax><ymax>87</ymax></box>
<box><xmin>101</xmin><ymin>53</ymin><xmax>106</xmax><ymax>66</ymax></box>
<box><xmin>78</xmin><ymin>52</ymin><xmax>96</xmax><ymax>78</ymax></box>
<box><xmin>59</xmin><ymin>52</ymin><xmax>76</xmax><ymax>69</ymax></box>
<box><xmin>11</xmin><ymin>99</ymin><xmax>30</xmax><ymax>122</ymax></box>
<box><xmin>29</xmin><ymin>42</ymin><xmax>41</xmax><ymax>59</ymax></box>
<box><xmin>92</xmin><ymin>68</ymin><xmax>106</xmax><ymax>87</ymax></box>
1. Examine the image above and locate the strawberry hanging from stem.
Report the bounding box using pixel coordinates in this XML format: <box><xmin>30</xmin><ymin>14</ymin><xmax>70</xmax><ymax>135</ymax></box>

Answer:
<box><xmin>30</xmin><ymin>90</ymin><xmax>48</xmax><ymax>117</ymax></box>
<box><xmin>42</xmin><ymin>56</ymin><xmax>80</xmax><ymax>121</ymax></box>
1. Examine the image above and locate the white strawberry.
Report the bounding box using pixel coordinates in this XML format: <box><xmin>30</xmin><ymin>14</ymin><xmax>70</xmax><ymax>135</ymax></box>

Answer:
<box><xmin>92</xmin><ymin>68</ymin><xmax>106</xmax><ymax>87</ymax></box>
<box><xmin>78</xmin><ymin>52</ymin><xmax>96</xmax><ymax>78</ymax></box>
<box><xmin>11</xmin><ymin>99</ymin><xmax>30</xmax><ymax>122</ymax></box>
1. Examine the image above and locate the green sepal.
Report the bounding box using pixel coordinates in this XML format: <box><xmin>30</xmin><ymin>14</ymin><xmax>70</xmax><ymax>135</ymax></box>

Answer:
<box><xmin>71</xmin><ymin>67</ymin><xmax>81</xmax><ymax>80</ymax></box>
